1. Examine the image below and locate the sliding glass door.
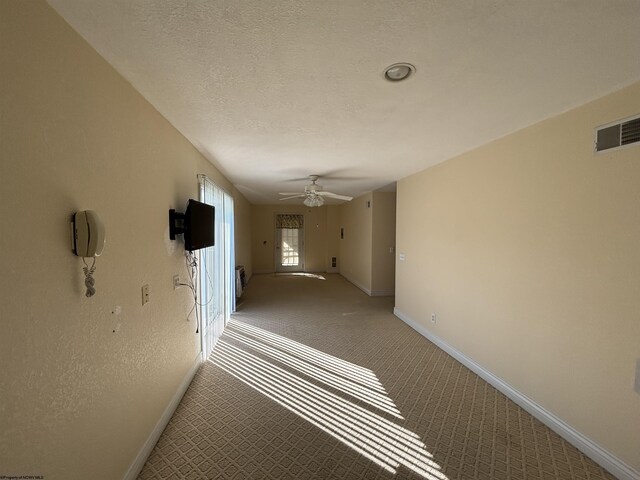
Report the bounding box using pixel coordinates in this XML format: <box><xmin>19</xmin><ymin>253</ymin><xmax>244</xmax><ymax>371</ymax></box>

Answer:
<box><xmin>198</xmin><ymin>175</ymin><xmax>235</xmax><ymax>359</ymax></box>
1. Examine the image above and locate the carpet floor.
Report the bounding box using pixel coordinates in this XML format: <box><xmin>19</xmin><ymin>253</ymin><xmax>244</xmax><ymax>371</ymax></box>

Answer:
<box><xmin>138</xmin><ymin>273</ymin><xmax>615</xmax><ymax>480</ymax></box>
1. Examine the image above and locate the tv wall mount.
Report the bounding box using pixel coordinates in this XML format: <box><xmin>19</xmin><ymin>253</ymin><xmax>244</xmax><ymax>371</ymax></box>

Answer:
<box><xmin>169</xmin><ymin>209</ymin><xmax>185</xmax><ymax>240</ymax></box>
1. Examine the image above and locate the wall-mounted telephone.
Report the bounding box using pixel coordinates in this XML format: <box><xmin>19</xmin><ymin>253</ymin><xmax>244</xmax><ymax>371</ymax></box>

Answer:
<box><xmin>71</xmin><ymin>210</ymin><xmax>105</xmax><ymax>297</ymax></box>
<box><xmin>71</xmin><ymin>210</ymin><xmax>105</xmax><ymax>257</ymax></box>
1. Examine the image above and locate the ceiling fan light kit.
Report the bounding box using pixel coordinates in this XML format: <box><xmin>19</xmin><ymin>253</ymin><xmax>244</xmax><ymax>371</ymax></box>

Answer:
<box><xmin>303</xmin><ymin>195</ymin><xmax>324</xmax><ymax>207</ymax></box>
<box><xmin>279</xmin><ymin>175</ymin><xmax>353</xmax><ymax>207</ymax></box>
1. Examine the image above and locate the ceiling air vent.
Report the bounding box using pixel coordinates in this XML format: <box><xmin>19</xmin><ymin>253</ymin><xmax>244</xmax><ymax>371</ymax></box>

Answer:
<box><xmin>595</xmin><ymin>114</ymin><xmax>640</xmax><ymax>152</ymax></box>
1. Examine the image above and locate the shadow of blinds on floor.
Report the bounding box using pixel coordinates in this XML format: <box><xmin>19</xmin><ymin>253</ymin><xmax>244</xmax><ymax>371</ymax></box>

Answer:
<box><xmin>210</xmin><ymin>321</ymin><xmax>448</xmax><ymax>479</ymax></box>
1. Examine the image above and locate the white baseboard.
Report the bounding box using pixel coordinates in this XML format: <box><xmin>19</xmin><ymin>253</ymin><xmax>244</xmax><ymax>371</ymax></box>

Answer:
<box><xmin>370</xmin><ymin>289</ymin><xmax>395</xmax><ymax>297</ymax></box>
<box><xmin>123</xmin><ymin>354</ymin><xmax>202</xmax><ymax>480</ymax></box>
<box><xmin>342</xmin><ymin>275</ymin><xmax>394</xmax><ymax>297</ymax></box>
<box><xmin>393</xmin><ymin>307</ymin><xmax>639</xmax><ymax>480</ymax></box>
<box><xmin>341</xmin><ymin>274</ymin><xmax>372</xmax><ymax>296</ymax></box>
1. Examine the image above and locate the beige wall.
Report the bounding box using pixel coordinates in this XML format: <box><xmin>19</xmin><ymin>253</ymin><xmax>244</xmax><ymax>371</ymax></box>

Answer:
<box><xmin>396</xmin><ymin>81</ymin><xmax>640</xmax><ymax>470</ymax></box>
<box><xmin>250</xmin><ymin>197</ymin><xmax>395</xmax><ymax>290</ymax></box>
<box><xmin>337</xmin><ymin>191</ymin><xmax>396</xmax><ymax>295</ymax></box>
<box><xmin>233</xmin><ymin>192</ymin><xmax>253</xmax><ymax>280</ymax></box>
<box><xmin>251</xmin><ymin>204</ymin><xmax>329</xmax><ymax>273</ymax></box>
<box><xmin>338</xmin><ymin>193</ymin><xmax>373</xmax><ymax>292</ymax></box>
<box><xmin>0</xmin><ymin>2</ymin><xmax>251</xmax><ymax>478</ymax></box>
<box><xmin>326</xmin><ymin>205</ymin><xmax>340</xmax><ymax>273</ymax></box>
<box><xmin>371</xmin><ymin>191</ymin><xmax>396</xmax><ymax>295</ymax></box>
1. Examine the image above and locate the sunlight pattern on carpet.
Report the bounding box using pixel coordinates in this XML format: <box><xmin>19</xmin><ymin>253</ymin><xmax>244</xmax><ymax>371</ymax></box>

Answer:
<box><xmin>211</xmin><ymin>320</ymin><xmax>448</xmax><ymax>479</ymax></box>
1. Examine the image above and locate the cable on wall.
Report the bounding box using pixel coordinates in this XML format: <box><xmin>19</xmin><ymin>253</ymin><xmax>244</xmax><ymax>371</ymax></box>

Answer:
<box><xmin>182</xmin><ymin>251</ymin><xmax>200</xmax><ymax>333</ymax></box>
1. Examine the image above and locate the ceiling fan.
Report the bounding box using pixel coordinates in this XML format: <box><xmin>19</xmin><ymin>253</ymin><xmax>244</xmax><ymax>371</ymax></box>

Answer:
<box><xmin>279</xmin><ymin>175</ymin><xmax>353</xmax><ymax>207</ymax></box>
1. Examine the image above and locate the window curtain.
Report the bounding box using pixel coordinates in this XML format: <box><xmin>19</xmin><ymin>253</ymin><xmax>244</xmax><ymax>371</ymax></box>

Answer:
<box><xmin>276</xmin><ymin>214</ymin><xmax>304</xmax><ymax>229</ymax></box>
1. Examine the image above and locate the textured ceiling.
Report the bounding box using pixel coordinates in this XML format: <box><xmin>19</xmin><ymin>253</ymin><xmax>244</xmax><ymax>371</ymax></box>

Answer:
<box><xmin>47</xmin><ymin>0</ymin><xmax>640</xmax><ymax>204</ymax></box>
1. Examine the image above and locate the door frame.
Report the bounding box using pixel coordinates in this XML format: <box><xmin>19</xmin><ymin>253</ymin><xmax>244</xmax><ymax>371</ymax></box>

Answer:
<box><xmin>274</xmin><ymin>213</ymin><xmax>305</xmax><ymax>273</ymax></box>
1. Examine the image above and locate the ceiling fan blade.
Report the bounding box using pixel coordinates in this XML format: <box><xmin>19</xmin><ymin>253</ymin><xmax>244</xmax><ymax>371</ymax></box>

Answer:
<box><xmin>279</xmin><ymin>192</ymin><xmax>305</xmax><ymax>196</ymax></box>
<box><xmin>283</xmin><ymin>177</ymin><xmax>312</xmax><ymax>183</ymax></box>
<box><xmin>281</xmin><ymin>170</ymin><xmax>368</xmax><ymax>182</ymax></box>
<box><xmin>279</xmin><ymin>195</ymin><xmax>306</xmax><ymax>201</ymax></box>
<box><xmin>318</xmin><ymin>191</ymin><xmax>353</xmax><ymax>201</ymax></box>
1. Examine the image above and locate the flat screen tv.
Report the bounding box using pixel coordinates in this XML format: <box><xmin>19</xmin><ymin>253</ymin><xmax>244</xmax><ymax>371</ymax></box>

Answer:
<box><xmin>169</xmin><ymin>199</ymin><xmax>215</xmax><ymax>251</ymax></box>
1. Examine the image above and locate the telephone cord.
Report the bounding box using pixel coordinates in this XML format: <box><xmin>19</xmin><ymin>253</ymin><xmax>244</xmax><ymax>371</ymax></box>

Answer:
<box><xmin>82</xmin><ymin>257</ymin><xmax>97</xmax><ymax>297</ymax></box>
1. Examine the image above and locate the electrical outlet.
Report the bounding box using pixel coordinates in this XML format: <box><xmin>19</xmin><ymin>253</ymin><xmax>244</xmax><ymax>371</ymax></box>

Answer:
<box><xmin>142</xmin><ymin>284</ymin><xmax>150</xmax><ymax>305</ymax></box>
<box><xmin>399</xmin><ymin>253</ymin><xmax>406</xmax><ymax>261</ymax></box>
<box><xmin>173</xmin><ymin>275</ymin><xmax>180</xmax><ymax>290</ymax></box>
<box><xmin>431</xmin><ymin>313</ymin><xmax>437</xmax><ymax>324</ymax></box>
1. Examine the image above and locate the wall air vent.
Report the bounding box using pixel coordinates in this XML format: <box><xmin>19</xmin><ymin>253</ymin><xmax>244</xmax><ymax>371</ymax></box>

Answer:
<box><xmin>595</xmin><ymin>114</ymin><xmax>640</xmax><ymax>152</ymax></box>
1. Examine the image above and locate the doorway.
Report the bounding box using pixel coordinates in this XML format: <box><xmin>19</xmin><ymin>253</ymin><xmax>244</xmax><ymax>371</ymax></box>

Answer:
<box><xmin>275</xmin><ymin>214</ymin><xmax>304</xmax><ymax>273</ymax></box>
